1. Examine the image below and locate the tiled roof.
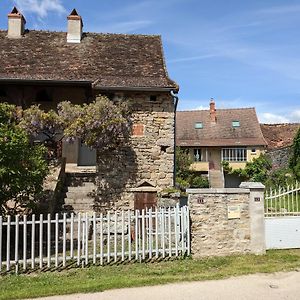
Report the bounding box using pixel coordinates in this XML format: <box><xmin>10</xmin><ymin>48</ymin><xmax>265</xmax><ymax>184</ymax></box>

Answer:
<box><xmin>260</xmin><ymin>123</ymin><xmax>300</xmax><ymax>150</ymax></box>
<box><xmin>176</xmin><ymin>108</ymin><xmax>267</xmax><ymax>147</ymax></box>
<box><xmin>0</xmin><ymin>30</ymin><xmax>178</xmax><ymax>90</ymax></box>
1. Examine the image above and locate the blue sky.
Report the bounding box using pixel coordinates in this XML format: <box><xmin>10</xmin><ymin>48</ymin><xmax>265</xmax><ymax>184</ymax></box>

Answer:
<box><xmin>1</xmin><ymin>0</ymin><xmax>300</xmax><ymax>123</ymax></box>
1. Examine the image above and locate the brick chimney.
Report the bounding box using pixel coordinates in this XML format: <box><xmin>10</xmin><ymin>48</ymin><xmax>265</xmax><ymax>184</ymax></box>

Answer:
<box><xmin>7</xmin><ymin>7</ymin><xmax>26</xmax><ymax>38</ymax></box>
<box><xmin>210</xmin><ymin>98</ymin><xmax>217</xmax><ymax>123</ymax></box>
<box><xmin>67</xmin><ymin>9</ymin><xmax>83</xmax><ymax>43</ymax></box>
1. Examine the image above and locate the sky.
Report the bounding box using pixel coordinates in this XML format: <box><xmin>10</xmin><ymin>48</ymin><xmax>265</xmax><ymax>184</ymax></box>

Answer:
<box><xmin>1</xmin><ymin>0</ymin><xmax>300</xmax><ymax>124</ymax></box>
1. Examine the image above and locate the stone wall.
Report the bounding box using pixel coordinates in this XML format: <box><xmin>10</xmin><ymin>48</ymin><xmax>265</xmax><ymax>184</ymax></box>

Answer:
<box><xmin>95</xmin><ymin>92</ymin><xmax>175</xmax><ymax>211</ymax></box>
<box><xmin>188</xmin><ymin>183</ymin><xmax>265</xmax><ymax>257</ymax></box>
<box><xmin>266</xmin><ymin>146</ymin><xmax>291</xmax><ymax>170</ymax></box>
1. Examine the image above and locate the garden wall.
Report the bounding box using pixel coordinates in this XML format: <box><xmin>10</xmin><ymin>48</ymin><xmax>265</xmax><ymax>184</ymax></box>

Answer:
<box><xmin>187</xmin><ymin>182</ymin><xmax>265</xmax><ymax>257</ymax></box>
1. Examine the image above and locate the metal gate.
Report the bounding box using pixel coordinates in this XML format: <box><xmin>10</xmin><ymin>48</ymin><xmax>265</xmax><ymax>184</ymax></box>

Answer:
<box><xmin>265</xmin><ymin>183</ymin><xmax>300</xmax><ymax>249</ymax></box>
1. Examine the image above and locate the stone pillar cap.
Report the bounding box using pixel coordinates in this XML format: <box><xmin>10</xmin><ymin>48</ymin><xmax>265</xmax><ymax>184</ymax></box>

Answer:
<box><xmin>239</xmin><ymin>182</ymin><xmax>265</xmax><ymax>189</ymax></box>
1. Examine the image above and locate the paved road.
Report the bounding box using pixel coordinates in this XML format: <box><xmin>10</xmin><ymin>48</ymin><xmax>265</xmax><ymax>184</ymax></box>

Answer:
<box><xmin>33</xmin><ymin>271</ymin><xmax>300</xmax><ymax>300</ymax></box>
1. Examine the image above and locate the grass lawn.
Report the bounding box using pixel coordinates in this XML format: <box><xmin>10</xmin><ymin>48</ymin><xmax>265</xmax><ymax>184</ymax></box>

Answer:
<box><xmin>1</xmin><ymin>249</ymin><xmax>300</xmax><ymax>300</ymax></box>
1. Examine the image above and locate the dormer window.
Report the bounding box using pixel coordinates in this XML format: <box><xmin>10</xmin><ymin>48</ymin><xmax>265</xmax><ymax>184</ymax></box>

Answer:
<box><xmin>232</xmin><ymin>121</ymin><xmax>240</xmax><ymax>128</ymax></box>
<box><xmin>195</xmin><ymin>122</ymin><xmax>203</xmax><ymax>129</ymax></box>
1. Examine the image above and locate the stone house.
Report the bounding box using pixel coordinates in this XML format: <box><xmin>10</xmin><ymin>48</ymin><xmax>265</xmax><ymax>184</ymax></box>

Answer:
<box><xmin>0</xmin><ymin>8</ymin><xmax>179</xmax><ymax>211</ymax></box>
<box><xmin>176</xmin><ymin>99</ymin><xmax>267</xmax><ymax>188</ymax></box>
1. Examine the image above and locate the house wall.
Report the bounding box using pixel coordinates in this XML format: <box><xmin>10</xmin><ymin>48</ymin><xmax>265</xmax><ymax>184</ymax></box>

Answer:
<box><xmin>94</xmin><ymin>92</ymin><xmax>175</xmax><ymax>211</ymax></box>
<box><xmin>187</xmin><ymin>146</ymin><xmax>264</xmax><ymax>172</ymax></box>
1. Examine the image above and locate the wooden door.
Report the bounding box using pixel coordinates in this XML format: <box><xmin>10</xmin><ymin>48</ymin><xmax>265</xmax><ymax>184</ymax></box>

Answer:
<box><xmin>134</xmin><ymin>192</ymin><xmax>157</xmax><ymax>211</ymax></box>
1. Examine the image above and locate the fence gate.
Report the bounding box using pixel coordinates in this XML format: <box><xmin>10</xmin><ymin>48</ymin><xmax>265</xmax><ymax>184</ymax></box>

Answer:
<box><xmin>0</xmin><ymin>205</ymin><xmax>190</xmax><ymax>274</ymax></box>
<box><xmin>264</xmin><ymin>182</ymin><xmax>300</xmax><ymax>249</ymax></box>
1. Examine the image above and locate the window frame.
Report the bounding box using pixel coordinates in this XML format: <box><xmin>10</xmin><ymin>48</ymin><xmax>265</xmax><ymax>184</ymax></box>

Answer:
<box><xmin>222</xmin><ymin>148</ymin><xmax>247</xmax><ymax>162</ymax></box>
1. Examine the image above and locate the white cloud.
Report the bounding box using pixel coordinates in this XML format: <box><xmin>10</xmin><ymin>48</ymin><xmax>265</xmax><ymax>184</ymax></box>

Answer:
<box><xmin>259</xmin><ymin>112</ymin><xmax>290</xmax><ymax>124</ymax></box>
<box><xmin>12</xmin><ymin>0</ymin><xmax>66</xmax><ymax>18</ymax></box>
<box><xmin>290</xmin><ymin>109</ymin><xmax>300</xmax><ymax>122</ymax></box>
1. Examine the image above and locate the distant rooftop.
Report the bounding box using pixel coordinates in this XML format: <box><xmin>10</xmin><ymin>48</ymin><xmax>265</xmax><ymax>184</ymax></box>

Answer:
<box><xmin>176</xmin><ymin>100</ymin><xmax>267</xmax><ymax>147</ymax></box>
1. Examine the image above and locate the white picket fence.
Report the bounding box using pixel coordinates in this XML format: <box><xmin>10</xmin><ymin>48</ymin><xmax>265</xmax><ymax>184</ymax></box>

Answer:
<box><xmin>0</xmin><ymin>205</ymin><xmax>190</xmax><ymax>274</ymax></box>
<box><xmin>265</xmin><ymin>182</ymin><xmax>300</xmax><ymax>217</ymax></box>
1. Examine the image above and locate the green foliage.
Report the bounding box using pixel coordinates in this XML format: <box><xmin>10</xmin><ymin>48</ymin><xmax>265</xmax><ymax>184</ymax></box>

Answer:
<box><xmin>0</xmin><ymin>104</ymin><xmax>48</xmax><ymax>215</ymax></box>
<box><xmin>175</xmin><ymin>147</ymin><xmax>192</xmax><ymax>179</ymax></box>
<box><xmin>264</xmin><ymin>168</ymin><xmax>296</xmax><ymax>189</ymax></box>
<box><xmin>222</xmin><ymin>154</ymin><xmax>272</xmax><ymax>184</ymax></box>
<box><xmin>175</xmin><ymin>147</ymin><xmax>209</xmax><ymax>189</ymax></box>
<box><xmin>289</xmin><ymin>127</ymin><xmax>300</xmax><ymax>180</ymax></box>
<box><xmin>190</xmin><ymin>175</ymin><xmax>209</xmax><ymax>188</ymax></box>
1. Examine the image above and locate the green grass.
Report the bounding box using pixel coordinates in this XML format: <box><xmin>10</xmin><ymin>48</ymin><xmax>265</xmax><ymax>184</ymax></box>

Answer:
<box><xmin>1</xmin><ymin>249</ymin><xmax>300</xmax><ymax>300</ymax></box>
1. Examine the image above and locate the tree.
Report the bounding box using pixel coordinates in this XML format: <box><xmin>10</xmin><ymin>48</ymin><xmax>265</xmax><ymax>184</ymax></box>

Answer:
<box><xmin>175</xmin><ymin>147</ymin><xmax>209</xmax><ymax>189</ymax></box>
<box><xmin>0</xmin><ymin>96</ymin><xmax>131</xmax><ymax>215</ymax></box>
<box><xmin>0</xmin><ymin>103</ymin><xmax>48</xmax><ymax>215</ymax></box>
<box><xmin>289</xmin><ymin>127</ymin><xmax>300</xmax><ymax>180</ymax></box>
<box><xmin>20</xmin><ymin>95</ymin><xmax>132</xmax><ymax>153</ymax></box>
<box><xmin>222</xmin><ymin>154</ymin><xmax>272</xmax><ymax>184</ymax></box>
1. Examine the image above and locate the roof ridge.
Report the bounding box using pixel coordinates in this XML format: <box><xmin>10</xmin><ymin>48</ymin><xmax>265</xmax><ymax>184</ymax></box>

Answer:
<box><xmin>177</xmin><ymin>107</ymin><xmax>255</xmax><ymax>113</ymax></box>
<box><xmin>0</xmin><ymin>28</ymin><xmax>161</xmax><ymax>38</ymax></box>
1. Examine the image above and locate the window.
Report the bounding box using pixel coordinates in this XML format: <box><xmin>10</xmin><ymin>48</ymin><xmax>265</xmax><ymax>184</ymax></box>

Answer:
<box><xmin>194</xmin><ymin>148</ymin><xmax>202</xmax><ymax>162</ymax></box>
<box><xmin>150</xmin><ymin>95</ymin><xmax>157</xmax><ymax>101</ymax></box>
<box><xmin>195</xmin><ymin>122</ymin><xmax>203</xmax><ymax>129</ymax></box>
<box><xmin>251</xmin><ymin>148</ymin><xmax>256</xmax><ymax>153</ymax></box>
<box><xmin>222</xmin><ymin>148</ymin><xmax>247</xmax><ymax>161</ymax></box>
<box><xmin>232</xmin><ymin>121</ymin><xmax>240</xmax><ymax>127</ymax></box>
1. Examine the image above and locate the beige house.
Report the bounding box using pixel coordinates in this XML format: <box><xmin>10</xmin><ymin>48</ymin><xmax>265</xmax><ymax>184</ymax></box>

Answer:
<box><xmin>0</xmin><ymin>8</ymin><xmax>179</xmax><ymax>210</ymax></box>
<box><xmin>176</xmin><ymin>99</ymin><xmax>267</xmax><ymax>188</ymax></box>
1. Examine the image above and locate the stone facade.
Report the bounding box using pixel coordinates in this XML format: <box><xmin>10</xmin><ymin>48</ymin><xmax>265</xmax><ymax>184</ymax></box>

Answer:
<box><xmin>188</xmin><ymin>183</ymin><xmax>265</xmax><ymax>257</ymax></box>
<box><xmin>95</xmin><ymin>92</ymin><xmax>175</xmax><ymax>211</ymax></box>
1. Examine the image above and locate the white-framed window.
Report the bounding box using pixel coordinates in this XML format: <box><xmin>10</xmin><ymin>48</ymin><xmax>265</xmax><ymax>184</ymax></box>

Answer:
<box><xmin>222</xmin><ymin>148</ymin><xmax>247</xmax><ymax>161</ymax></box>
<box><xmin>194</xmin><ymin>148</ymin><xmax>202</xmax><ymax>162</ymax></box>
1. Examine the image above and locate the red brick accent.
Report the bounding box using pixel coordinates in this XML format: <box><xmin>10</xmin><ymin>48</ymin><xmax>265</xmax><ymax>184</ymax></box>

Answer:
<box><xmin>132</xmin><ymin>124</ymin><xmax>144</xmax><ymax>136</ymax></box>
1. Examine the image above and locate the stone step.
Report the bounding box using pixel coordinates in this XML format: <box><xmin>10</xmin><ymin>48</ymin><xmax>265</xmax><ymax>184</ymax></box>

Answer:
<box><xmin>67</xmin><ymin>186</ymin><xmax>95</xmax><ymax>192</ymax></box>
<box><xmin>65</xmin><ymin>198</ymin><xmax>94</xmax><ymax>204</ymax></box>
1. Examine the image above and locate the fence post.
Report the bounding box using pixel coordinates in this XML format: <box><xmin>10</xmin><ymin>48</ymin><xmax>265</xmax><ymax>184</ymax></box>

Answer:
<box><xmin>0</xmin><ymin>216</ymin><xmax>2</xmax><ymax>272</ymax></box>
<box><xmin>31</xmin><ymin>214</ymin><xmax>35</xmax><ymax>269</ymax></box>
<box><xmin>15</xmin><ymin>215</ymin><xmax>19</xmax><ymax>274</ymax></box>
<box><xmin>7</xmin><ymin>215</ymin><xmax>11</xmax><ymax>272</ymax></box>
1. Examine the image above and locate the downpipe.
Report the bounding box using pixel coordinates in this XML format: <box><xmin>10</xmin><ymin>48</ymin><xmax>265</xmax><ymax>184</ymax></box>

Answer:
<box><xmin>171</xmin><ymin>90</ymin><xmax>179</xmax><ymax>187</ymax></box>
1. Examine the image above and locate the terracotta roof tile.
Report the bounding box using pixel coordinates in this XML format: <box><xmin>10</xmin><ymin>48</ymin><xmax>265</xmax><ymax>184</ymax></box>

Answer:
<box><xmin>176</xmin><ymin>108</ymin><xmax>267</xmax><ymax>147</ymax></box>
<box><xmin>0</xmin><ymin>30</ymin><xmax>178</xmax><ymax>90</ymax></box>
<box><xmin>260</xmin><ymin>123</ymin><xmax>300</xmax><ymax>150</ymax></box>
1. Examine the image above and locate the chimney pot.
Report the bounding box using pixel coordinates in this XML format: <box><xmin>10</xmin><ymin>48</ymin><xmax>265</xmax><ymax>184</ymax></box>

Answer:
<box><xmin>67</xmin><ymin>9</ymin><xmax>83</xmax><ymax>43</ymax></box>
<box><xmin>210</xmin><ymin>98</ymin><xmax>217</xmax><ymax>123</ymax></box>
<box><xmin>7</xmin><ymin>7</ymin><xmax>26</xmax><ymax>38</ymax></box>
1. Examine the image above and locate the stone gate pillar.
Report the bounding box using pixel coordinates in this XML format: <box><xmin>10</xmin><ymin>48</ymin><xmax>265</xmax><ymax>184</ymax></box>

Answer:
<box><xmin>240</xmin><ymin>182</ymin><xmax>266</xmax><ymax>255</ymax></box>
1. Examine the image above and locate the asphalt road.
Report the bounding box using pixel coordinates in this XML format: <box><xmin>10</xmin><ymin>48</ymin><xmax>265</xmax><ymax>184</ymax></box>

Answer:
<box><xmin>32</xmin><ymin>271</ymin><xmax>300</xmax><ymax>300</ymax></box>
